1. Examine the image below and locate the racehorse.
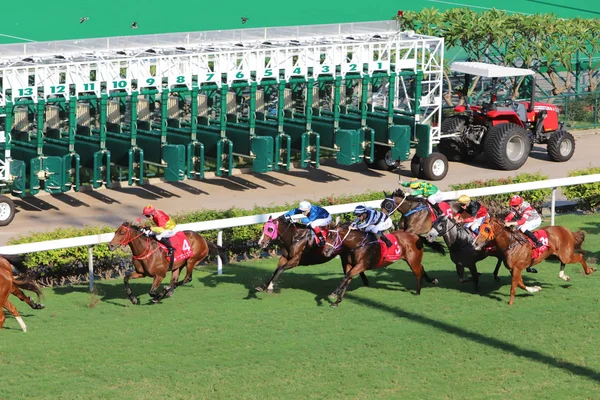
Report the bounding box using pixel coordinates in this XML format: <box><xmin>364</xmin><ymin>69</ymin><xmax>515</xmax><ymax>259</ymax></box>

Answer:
<box><xmin>0</xmin><ymin>255</ymin><xmax>44</xmax><ymax>332</ymax></box>
<box><xmin>381</xmin><ymin>189</ymin><xmax>458</xmax><ymax>235</ymax></box>
<box><xmin>256</xmin><ymin>215</ymin><xmax>369</xmax><ymax>293</ymax></box>
<box><xmin>473</xmin><ymin>217</ymin><xmax>597</xmax><ymax>305</ymax></box>
<box><xmin>426</xmin><ymin>215</ymin><xmax>505</xmax><ymax>292</ymax></box>
<box><xmin>108</xmin><ymin>222</ymin><xmax>229</xmax><ymax>304</ymax></box>
<box><xmin>322</xmin><ymin>223</ymin><xmax>445</xmax><ymax>307</ymax></box>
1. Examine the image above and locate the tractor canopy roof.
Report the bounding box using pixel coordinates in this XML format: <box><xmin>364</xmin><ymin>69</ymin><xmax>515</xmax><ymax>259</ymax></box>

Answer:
<box><xmin>450</xmin><ymin>62</ymin><xmax>535</xmax><ymax>78</ymax></box>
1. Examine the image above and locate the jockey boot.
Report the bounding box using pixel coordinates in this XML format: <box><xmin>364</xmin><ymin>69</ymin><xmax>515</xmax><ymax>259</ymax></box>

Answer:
<box><xmin>313</xmin><ymin>227</ymin><xmax>326</xmax><ymax>247</ymax></box>
<box><xmin>377</xmin><ymin>233</ymin><xmax>393</xmax><ymax>248</ymax></box>
<box><xmin>523</xmin><ymin>230</ymin><xmax>543</xmax><ymax>248</ymax></box>
<box><xmin>431</xmin><ymin>203</ymin><xmax>442</xmax><ymax>216</ymax></box>
<box><xmin>160</xmin><ymin>237</ymin><xmax>176</xmax><ymax>256</ymax></box>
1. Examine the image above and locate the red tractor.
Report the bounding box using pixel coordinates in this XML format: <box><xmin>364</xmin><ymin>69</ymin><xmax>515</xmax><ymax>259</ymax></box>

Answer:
<box><xmin>438</xmin><ymin>62</ymin><xmax>575</xmax><ymax>170</ymax></box>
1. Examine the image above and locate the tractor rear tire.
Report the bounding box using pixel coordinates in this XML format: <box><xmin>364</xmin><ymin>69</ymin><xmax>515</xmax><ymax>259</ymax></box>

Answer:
<box><xmin>410</xmin><ymin>155</ymin><xmax>423</xmax><ymax>178</ymax></box>
<box><xmin>0</xmin><ymin>195</ymin><xmax>15</xmax><ymax>226</ymax></box>
<box><xmin>484</xmin><ymin>123</ymin><xmax>530</xmax><ymax>170</ymax></box>
<box><xmin>441</xmin><ymin>116</ymin><xmax>468</xmax><ymax>135</ymax></box>
<box><xmin>547</xmin><ymin>130</ymin><xmax>575</xmax><ymax>162</ymax></box>
<box><xmin>436</xmin><ymin>138</ymin><xmax>463</xmax><ymax>162</ymax></box>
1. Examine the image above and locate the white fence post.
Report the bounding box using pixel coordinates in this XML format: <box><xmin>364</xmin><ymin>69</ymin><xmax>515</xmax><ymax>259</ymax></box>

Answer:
<box><xmin>551</xmin><ymin>187</ymin><xmax>557</xmax><ymax>226</ymax></box>
<box><xmin>217</xmin><ymin>229</ymin><xmax>223</xmax><ymax>275</ymax></box>
<box><xmin>88</xmin><ymin>246</ymin><xmax>94</xmax><ymax>292</ymax></box>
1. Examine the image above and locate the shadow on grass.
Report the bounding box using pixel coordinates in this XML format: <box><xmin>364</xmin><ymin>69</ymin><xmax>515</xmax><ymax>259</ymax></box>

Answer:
<box><xmin>52</xmin><ymin>280</ymin><xmax>162</xmax><ymax>307</ymax></box>
<box><xmin>348</xmin><ymin>294</ymin><xmax>600</xmax><ymax>383</ymax></box>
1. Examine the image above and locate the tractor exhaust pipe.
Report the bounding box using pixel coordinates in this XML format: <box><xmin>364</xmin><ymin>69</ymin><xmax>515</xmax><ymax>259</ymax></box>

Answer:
<box><xmin>528</xmin><ymin>76</ymin><xmax>536</xmax><ymax>113</ymax></box>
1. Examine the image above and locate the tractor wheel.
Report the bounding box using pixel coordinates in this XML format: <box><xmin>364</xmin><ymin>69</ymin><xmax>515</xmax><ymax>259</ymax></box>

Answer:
<box><xmin>364</xmin><ymin>145</ymin><xmax>400</xmax><ymax>171</ymax></box>
<box><xmin>441</xmin><ymin>116</ymin><xmax>468</xmax><ymax>135</ymax></box>
<box><xmin>436</xmin><ymin>138</ymin><xmax>463</xmax><ymax>162</ymax></box>
<box><xmin>410</xmin><ymin>155</ymin><xmax>423</xmax><ymax>178</ymax></box>
<box><xmin>547</xmin><ymin>130</ymin><xmax>575</xmax><ymax>162</ymax></box>
<box><xmin>484</xmin><ymin>123</ymin><xmax>530</xmax><ymax>170</ymax></box>
<box><xmin>0</xmin><ymin>195</ymin><xmax>15</xmax><ymax>226</ymax></box>
<box><xmin>421</xmin><ymin>152</ymin><xmax>449</xmax><ymax>181</ymax></box>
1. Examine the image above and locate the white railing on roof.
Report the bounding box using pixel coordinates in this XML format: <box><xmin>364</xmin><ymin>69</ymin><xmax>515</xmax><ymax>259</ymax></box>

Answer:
<box><xmin>1</xmin><ymin>174</ymin><xmax>599</xmax><ymax>290</ymax></box>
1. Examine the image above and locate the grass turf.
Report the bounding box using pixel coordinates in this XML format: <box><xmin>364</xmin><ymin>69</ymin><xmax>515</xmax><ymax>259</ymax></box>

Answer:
<box><xmin>1</xmin><ymin>212</ymin><xmax>599</xmax><ymax>399</ymax></box>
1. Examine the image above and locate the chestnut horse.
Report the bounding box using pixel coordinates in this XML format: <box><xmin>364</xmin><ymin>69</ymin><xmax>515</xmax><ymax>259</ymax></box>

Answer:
<box><xmin>0</xmin><ymin>255</ymin><xmax>44</xmax><ymax>332</ymax></box>
<box><xmin>256</xmin><ymin>215</ymin><xmax>369</xmax><ymax>293</ymax></box>
<box><xmin>381</xmin><ymin>189</ymin><xmax>459</xmax><ymax>235</ymax></box>
<box><xmin>108</xmin><ymin>222</ymin><xmax>228</xmax><ymax>304</ymax></box>
<box><xmin>322</xmin><ymin>223</ymin><xmax>445</xmax><ymax>307</ymax></box>
<box><xmin>473</xmin><ymin>217</ymin><xmax>597</xmax><ymax>305</ymax></box>
<box><xmin>426</xmin><ymin>215</ymin><xmax>505</xmax><ymax>292</ymax></box>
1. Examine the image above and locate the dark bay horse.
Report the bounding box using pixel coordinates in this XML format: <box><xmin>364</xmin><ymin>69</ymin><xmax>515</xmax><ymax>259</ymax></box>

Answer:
<box><xmin>256</xmin><ymin>215</ymin><xmax>369</xmax><ymax>293</ymax></box>
<box><xmin>426</xmin><ymin>215</ymin><xmax>505</xmax><ymax>292</ymax></box>
<box><xmin>0</xmin><ymin>255</ymin><xmax>44</xmax><ymax>332</ymax></box>
<box><xmin>108</xmin><ymin>222</ymin><xmax>228</xmax><ymax>304</ymax></box>
<box><xmin>381</xmin><ymin>189</ymin><xmax>458</xmax><ymax>235</ymax></box>
<box><xmin>322</xmin><ymin>223</ymin><xmax>445</xmax><ymax>307</ymax></box>
<box><xmin>473</xmin><ymin>217</ymin><xmax>597</xmax><ymax>305</ymax></box>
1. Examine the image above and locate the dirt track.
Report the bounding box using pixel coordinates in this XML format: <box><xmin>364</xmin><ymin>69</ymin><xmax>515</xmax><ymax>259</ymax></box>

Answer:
<box><xmin>2</xmin><ymin>130</ymin><xmax>598</xmax><ymax>245</ymax></box>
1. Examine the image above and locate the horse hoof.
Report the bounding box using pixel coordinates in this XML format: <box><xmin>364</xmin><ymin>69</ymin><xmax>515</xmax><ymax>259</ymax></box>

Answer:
<box><xmin>255</xmin><ymin>286</ymin><xmax>264</xmax><ymax>293</ymax></box>
<box><xmin>328</xmin><ymin>293</ymin><xmax>338</xmax><ymax>301</ymax></box>
<box><xmin>36</xmin><ymin>304</ymin><xmax>45</xmax><ymax>310</ymax></box>
<box><xmin>151</xmin><ymin>297</ymin><xmax>161</xmax><ymax>303</ymax></box>
<box><xmin>166</xmin><ymin>291</ymin><xmax>174</xmax><ymax>298</ymax></box>
<box><xmin>431</xmin><ymin>279</ymin><xmax>439</xmax><ymax>285</ymax></box>
<box><xmin>266</xmin><ymin>288</ymin><xmax>274</xmax><ymax>294</ymax></box>
<box><xmin>130</xmin><ymin>297</ymin><xmax>138</xmax><ymax>305</ymax></box>
<box><xmin>535</xmin><ymin>286</ymin><xmax>542</xmax><ymax>291</ymax></box>
<box><xmin>330</xmin><ymin>303</ymin><xmax>339</xmax><ymax>308</ymax></box>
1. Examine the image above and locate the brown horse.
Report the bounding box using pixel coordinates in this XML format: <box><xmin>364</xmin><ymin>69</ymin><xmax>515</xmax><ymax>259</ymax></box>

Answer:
<box><xmin>381</xmin><ymin>189</ymin><xmax>459</xmax><ymax>235</ymax></box>
<box><xmin>322</xmin><ymin>223</ymin><xmax>445</xmax><ymax>307</ymax></box>
<box><xmin>108</xmin><ymin>222</ymin><xmax>229</xmax><ymax>304</ymax></box>
<box><xmin>473</xmin><ymin>217</ymin><xmax>597</xmax><ymax>305</ymax></box>
<box><xmin>0</xmin><ymin>255</ymin><xmax>44</xmax><ymax>332</ymax></box>
<box><xmin>256</xmin><ymin>215</ymin><xmax>369</xmax><ymax>293</ymax></box>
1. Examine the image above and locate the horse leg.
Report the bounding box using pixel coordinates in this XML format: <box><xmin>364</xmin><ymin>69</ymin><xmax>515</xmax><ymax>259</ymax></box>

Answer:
<box><xmin>509</xmin><ymin>267</ymin><xmax>541</xmax><ymax>306</ymax></box>
<box><xmin>3</xmin><ymin>299</ymin><xmax>27</xmax><ymax>332</ymax></box>
<box><xmin>558</xmin><ymin>263</ymin><xmax>570</xmax><ymax>282</ymax></box>
<box><xmin>564</xmin><ymin>252</ymin><xmax>596</xmax><ymax>276</ymax></box>
<box><xmin>331</xmin><ymin>265</ymin><xmax>366</xmax><ymax>308</ymax></box>
<box><xmin>421</xmin><ymin>269</ymin><xmax>439</xmax><ymax>286</ymax></box>
<box><xmin>11</xmin><ymin>285</ymin><xmax>44</xmax><ymax>310</ymax></box>
<box><xmin>329</xmin><ymin>267</ymin><xmax>353</xmax><ymax>304</ymax></box>
<box><xmin>467</xmin><ymin>264</ymin><xmax>480</xmax><ymax>293</ymax></box>
<box><xmin>404</xmin><ymin>258</ymin><xmax>424</xmax><ymax>295</ymax></box>
<box><xmin>164</xmin><ymin>267</ymin><xmax>182</xmax><ymax>298</ymax></box>
<box><xmin>178</xmin><ymin>259</ymin><xmax>197</xmax><ymax>286</ymax></box>
<box><xmin>455</xmin><ymin>263</ymin><xmax>468</xmax><ymax>283</ymax></box>
<box><xmin>359</xmin><ymin>272</ymin><xmax>369</xmax><ymax>287</ymax></box>
<box><xmin>149</xmin><ymin>275</ymin><xmax>166</xmax><ymax>302</ymax></box>
<box><xmin>257</xmin><ymin>255</ymin><xmax>300</xmax><ymax>294</ymax></box>
<box><xmin>493</xmin><ymin>258</ymin><xmax>503</xmax><ymax>281</ymax></box>
<box><xmin>124</xmin><ymin>270</ymin><xmax>145</xmax><ymax>305</ymax></box>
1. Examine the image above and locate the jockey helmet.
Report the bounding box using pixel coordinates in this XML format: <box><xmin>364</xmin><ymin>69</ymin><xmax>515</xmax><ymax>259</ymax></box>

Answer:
<box><xmin>409</xmin><ymin>178</ymin><xmax>420</xmax><ymax>189</ymax></box>
<box><xmin>143</xmin><ymin>205</ymin><xmax>156</xmax><ymax>217</ymax></box>
<box><xmin>298</xmin><ymin>201</ymin><xmax>311</xmax><ymax>211</ymax></box>
<box><xmin>457</xmin><ymin>195</ymin><xmax>471</xmax><ymax>205</ymax></box>
<box><xmin>510</xmin><ymin>195</ymin><xmax>523</xmax><ymax>207</ymax></box>
<box><xmin>354</xmin><ymin>205</ymin><xmax>368</xmax><ymax>216</ymax></box>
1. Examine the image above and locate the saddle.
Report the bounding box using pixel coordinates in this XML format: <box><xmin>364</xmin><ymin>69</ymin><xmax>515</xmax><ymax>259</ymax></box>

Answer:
<box><xmin>154</xmin><ymin>232</ymin><xmax>193</xmax><ymax>262</ymax></box>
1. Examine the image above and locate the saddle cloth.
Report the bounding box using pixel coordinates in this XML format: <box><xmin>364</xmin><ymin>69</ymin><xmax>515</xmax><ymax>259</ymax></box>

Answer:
<box><xmin>157</xmin><ymin>231</ymin><xmax>193</xmax><ymax>262</ymax></box>
<box><xmin>530</xmin><ymin>230</ymin><xmax>549</xmax><ymax>259</ymax></box>
<box><xmin>378</xmin><ymin>234</ymin><xmax>403</xmax><ymax>266</ymax></box>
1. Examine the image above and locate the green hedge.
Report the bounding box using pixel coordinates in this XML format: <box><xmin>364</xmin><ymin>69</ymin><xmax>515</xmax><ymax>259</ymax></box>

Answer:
<box><xmin>562</xmin><ymin>168</ymin><xmax>600</xmax><ymax>212</ymax></box>
<box><xmin>449</xmin><ymin>172</ymin><xmax>552</xmax><ymax>216</ymax></box>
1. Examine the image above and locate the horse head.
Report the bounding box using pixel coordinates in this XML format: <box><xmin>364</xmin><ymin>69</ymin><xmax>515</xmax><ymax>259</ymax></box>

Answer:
<box><xmin>472</xmin><ymin>218</ymin><xmax>501</xmax><ymax>251</ymax></box>
<box><xmin>108</xmin><ymin>222</ymin><xmax>146</xmax><ymax>251</ymax></box>
<box><xmin>427</xmin><ymin>215</ymin><xmax>451</xmax><ymax>242</ymax></box>
<box><xmin>258</xmin><ymin>216</ymin><xmax>280</xmax><ymax>249</ymax></box>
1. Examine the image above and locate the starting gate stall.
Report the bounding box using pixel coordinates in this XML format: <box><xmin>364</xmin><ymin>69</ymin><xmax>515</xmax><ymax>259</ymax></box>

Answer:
<box><xmin>0</xmin><ymin>20</ymin><xmax>447</xmax><ymax>200</ymax></box>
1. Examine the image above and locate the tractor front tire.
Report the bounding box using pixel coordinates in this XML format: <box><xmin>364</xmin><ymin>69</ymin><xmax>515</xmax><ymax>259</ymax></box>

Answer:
<box><xmin>364</xmin><ymin>145</ymin><xmax>400</xmax><ymax>171</ymax></box>
<box><xmin>484</xmin><ymin>123</ymin><xmax>530</xmax><ymax>170</ymax></box>
<box><xmin>0</xmin><ymin>195</ymin><xmax>16</xmax><ymax>226</ymax></box>
<box><xmin>547</xmin><ymin>130</ymin><xmax>575</xmax><ymax>162</ymax></box>
<box><xmin>421</xmin><ymin>153</ymin><xmax>449</xmax><ymax>181</ymax></box>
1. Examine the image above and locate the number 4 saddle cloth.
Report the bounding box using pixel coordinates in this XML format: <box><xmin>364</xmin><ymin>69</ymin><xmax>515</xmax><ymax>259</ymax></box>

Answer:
<box><xmin>157</xmin><ymin>232</ymin><xmax>194</xmax><ymax>262</ymax></box>
<box><xmin>377</xmin><ymin>234</ymin><xmax>403</xmax><ymax>267</ymax></box>
<box><xmin>529</xmin><ymin>230</ymin><xmax>550</xmax><ymax>259</ymax></box>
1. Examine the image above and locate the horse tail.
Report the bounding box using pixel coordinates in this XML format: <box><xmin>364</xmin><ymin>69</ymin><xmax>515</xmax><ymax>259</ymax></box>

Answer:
<box><xmin>13</xmin><ymin>275</ymin><xmax>43</xmax><ymax>302</ymax></box>
<box><xmin>207</xmin><ymin>240</ymin><xmax>230</xmax><ymax>265</ymax></box>
<box><xmin>418</xmin><ymin>236</ymin><xmax>445</xmax><ymax>256</ymax></box>
<box><xmin>571</xmin><ymin>230</ymin><xmax>586</xmax><ymax>253</ymax></box>
<box><xmin>1</xmin><ymin>254</ymin><xmax>27</xmax><ymax>273</ymax></box>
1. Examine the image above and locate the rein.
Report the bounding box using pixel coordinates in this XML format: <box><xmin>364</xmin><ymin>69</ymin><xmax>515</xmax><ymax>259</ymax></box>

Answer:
<box><xmin>387</xmin><ymin>196</ymin><xmax>407</xmax><ymax>216</ymax></box>
<box><xmin>326</xmin><ymin>228</ymin><xmax>378</xmax><ymax>251</ymax></box>
<box><xmin>119</xmin><ymin>225</ymin><xmax>162</xmax><ymax>260</ymax></box>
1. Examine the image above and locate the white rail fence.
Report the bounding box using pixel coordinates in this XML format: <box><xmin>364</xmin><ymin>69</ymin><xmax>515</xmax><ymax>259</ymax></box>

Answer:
<box><xmin>1</xmin><ymin>174</ymin><xmax>599</xmax><ymax>291</ymax></box>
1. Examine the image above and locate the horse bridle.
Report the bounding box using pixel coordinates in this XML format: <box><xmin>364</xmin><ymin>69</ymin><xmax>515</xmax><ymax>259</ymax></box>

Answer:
<box><xmin>117</xmin><ymin>225</ymin><xmax>161</xmax><ymax>260</ymax></box>
<box><xmin>386</xmin><ymin>195</ymin><xmax>407</xmax><ymax>216</ymax></box>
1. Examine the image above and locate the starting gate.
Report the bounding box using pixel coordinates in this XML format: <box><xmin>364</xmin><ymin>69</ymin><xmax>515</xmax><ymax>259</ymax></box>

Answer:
<box><xmin>0</xmin><ymin>20</ymin><xmax>446</xmax><ymax>198</ymax></box>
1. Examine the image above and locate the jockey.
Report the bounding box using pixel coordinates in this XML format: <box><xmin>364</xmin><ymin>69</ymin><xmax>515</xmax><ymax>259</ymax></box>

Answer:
<box><xmin>505</xmin><ymin>195</ymin><xmax>543</xmax><ymax>249</ymax></box>
<box><xmin>350</xmin><ymin>205</ymin><xmax>394</xmax><ymax>247</ymax></box>
<box><xmin>454</xmin><ymin>195</ymin><xmax>489</xmax><ymax>235</ymax></box>
<box><xmin>283</xmin><ymin>201</ymin><xmax>331</xmax><ymax>246</ymax></box>
<box><xmin>142</xmin><ymin>205</ymin><xmax>176</xmax><ymax>256</ymax></box>
<box><xmin>400</xmin><ymin>177</ymin><xmax>444</xmax><ymax>214</ymax></box>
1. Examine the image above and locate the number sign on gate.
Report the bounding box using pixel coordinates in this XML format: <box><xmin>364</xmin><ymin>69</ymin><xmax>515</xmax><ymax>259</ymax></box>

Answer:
<box><xmin>14</xmin><ymin>87</ymin><xmax>35</xmax><ymax>99</ymax></box>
